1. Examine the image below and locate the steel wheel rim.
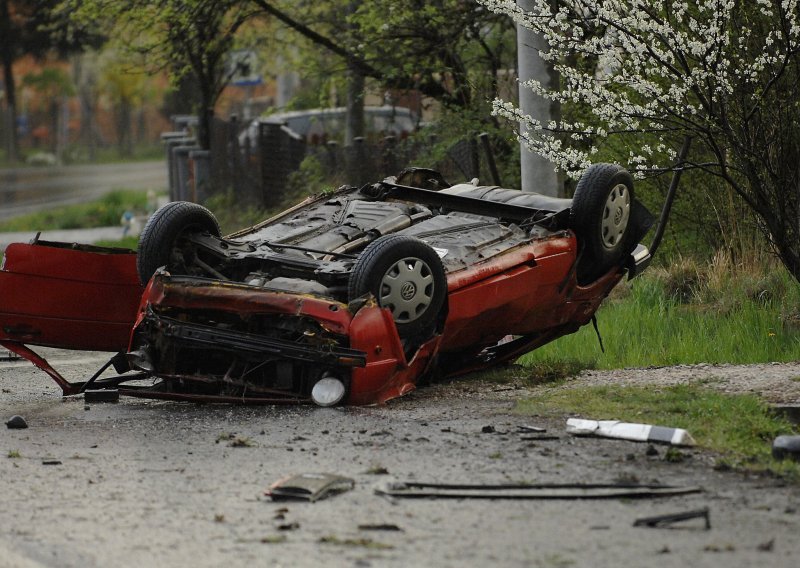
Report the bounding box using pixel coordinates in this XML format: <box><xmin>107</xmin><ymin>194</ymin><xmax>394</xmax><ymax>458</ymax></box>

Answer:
<box><xmin>379</xmin><ymin>257</ymin><xmax>435</xmax><ymax>323</ymax></box>
<box><xmin>601</xmin><ymin>183</ymin><xmax>631</xmax><ymax>249</ymax></box>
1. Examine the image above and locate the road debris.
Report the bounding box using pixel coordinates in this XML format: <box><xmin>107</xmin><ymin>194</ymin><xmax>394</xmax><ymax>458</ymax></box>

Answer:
<box><xmin>84</xmin><ymin>389</ymin><xmax>119</xmax><ymax>403</ymax></box>
<box><xmin>358</xmin><ymin>524</ymin><xmax>403</xmax><ymax>532</ymax></box>
<box><xmin>6</xmin><ymin>415</ymin><xmax>28</xmax><ymax>429</ymax></box>
<box><xmin>319</xmin><ymin>535</ymin><xmax>393</xmax><ymax>549</ymax></box>
<box><xmin>566</xmin><ymin>418</ymin><xmax>696</xmax><ymax>446</ymax></box>
<box><xmin>633</xmin><ymin>507</ymin><xmax>710</xmax><ymax>529</ymax></box>
<box><xmin>267</xmin><ymin>473</ymin><xmax>355</xmax><ymax>502</ymax></box>
<box><xmin>276</xmin><ymin>522</ymin><xmax>300</xmax><ymax>531</ymax></box>
<box><xmin>518</xmin><ymin>425</ymin><xmax>547</xmax><ymax>433</ymax></box>
<box><xmin>757</xmin><ymin>538</ymin><xmax>775</xmax><ymax>552</ymax></box>
<box><xmin>771</xmin><ymin>435</ymin><xmax>800</xmax><ymax>461</ymax></box>
<box><xmin>374</xmin><ymin>481</ymin><xmax>702</xmax><ymax>499</ymax></box>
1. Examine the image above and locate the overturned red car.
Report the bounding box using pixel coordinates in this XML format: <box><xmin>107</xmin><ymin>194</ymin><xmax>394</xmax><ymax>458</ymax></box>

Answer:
<box><xmin>0</xmin><ymin>165</ymin><xmax>653</xmax><ymax>405</ymax></box>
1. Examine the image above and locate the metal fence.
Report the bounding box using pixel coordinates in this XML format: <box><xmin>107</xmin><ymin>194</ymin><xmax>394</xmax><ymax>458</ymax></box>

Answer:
<box><xmin>165</xmin><ymin>115</ymin><xmax>503</xmax><ymax>208</ymax></box>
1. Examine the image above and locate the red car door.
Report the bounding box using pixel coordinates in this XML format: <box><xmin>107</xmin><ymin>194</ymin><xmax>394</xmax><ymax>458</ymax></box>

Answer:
<box><xmin>0</xmin><ymin>241</ymin><xmax>143</xmax><ymax>352</ymax></box>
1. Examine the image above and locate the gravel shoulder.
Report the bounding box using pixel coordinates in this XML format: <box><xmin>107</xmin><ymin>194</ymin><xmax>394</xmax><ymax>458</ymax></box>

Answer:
<box><xmin>1</xmin><ymin>351</ymin><xmax>799</xmax><ymax>567</ymax></box>
<box><xmin>564</xmin><ymin>362</ymin><xmax>800</xmax><ymax>404</ymax></box>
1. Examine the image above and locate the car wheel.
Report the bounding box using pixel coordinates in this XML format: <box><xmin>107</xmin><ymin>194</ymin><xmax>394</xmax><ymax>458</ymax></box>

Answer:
<box><xmin>137</xmin><ymin>201</ymin><xmax>221</xmax><ymax>285</ymax></box>
<box><xmin>570</xmin><ymin>163</ymin><xmax>635</xmax><ymax>283</ymax></box>
<box><xmin>348</xmin><ymin>235</ymin><xmax>446</xmax><ymax>338</ymax></box>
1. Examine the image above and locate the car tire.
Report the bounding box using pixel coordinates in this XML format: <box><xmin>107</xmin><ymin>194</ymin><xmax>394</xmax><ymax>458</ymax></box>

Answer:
<box><xmin>570</xmin><ymin>163</ymin><xmax>635</xmax><ymax>284</ymax></box>
<box><xmin>348</xmin><ymin>235</ymin><xmax>446</xmax><ymax>338</ymax></box>
<box><xmin>137</xmin><ymin>201</ymin><xmax>221</xmax><ymax>285</ymax></box>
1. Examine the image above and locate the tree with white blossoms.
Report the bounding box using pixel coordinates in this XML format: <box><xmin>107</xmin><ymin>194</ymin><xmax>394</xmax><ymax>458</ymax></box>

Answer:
<box><xmin>477</xmin><ymin>0</ymin><xmax>800</xmax><ymax>283</ymax></box>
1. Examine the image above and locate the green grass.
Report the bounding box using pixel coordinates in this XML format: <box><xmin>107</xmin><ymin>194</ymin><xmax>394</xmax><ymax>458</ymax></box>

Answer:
<box><xmin>519</xmin><ymin>271</ymin><xmax>800</xmax><ymax>370</ymax></box>
<box><xmin>0</xmin><ymin>190</ymin><xmax>153</xmax><ymax>232</ymax></box>
<box><xmin>202</xmin><ymin>191</ymin><xmax>271</xmax><ymax>235</ymax></box>
<box><xmin>95</xmin><ymin>236</ymin><xmax>139</xmax><ymax>250</ymax></box>
<box><xmin>497</xmin><ymin>263</ymin><xmax>800</xmax><ymax>478</ymax></box>
<box><xmin>516</xmin><ymin>384</ymin><xmax>800</xmax><ymax>478</ymax></box>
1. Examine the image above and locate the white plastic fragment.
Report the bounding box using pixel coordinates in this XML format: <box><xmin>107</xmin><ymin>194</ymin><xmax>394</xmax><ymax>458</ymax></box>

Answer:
<box><xmin>566</xmin><ymin>418</ymin><xmax>696</xmax><ymax>446</ymax></box>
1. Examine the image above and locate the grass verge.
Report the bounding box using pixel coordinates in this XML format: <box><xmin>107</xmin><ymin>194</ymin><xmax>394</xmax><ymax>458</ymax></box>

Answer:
<box><xmin>516</xmin><ymin>384</ymin><xmax>800</xmax><ymax>479</ymax></box>
<box><xmin>519</xmin><ymin>267</ymin><xmax>800</xmax><ymax>369</ymax></box>
<box><xmin>0</xmin><ymin>190</ymin><xmax>155</xmax><ymax>232</ymax></box>
<box><xmin>95</xmin><ymin>236</ymin><xmax>139</xmax><ymax>250</ymax></box>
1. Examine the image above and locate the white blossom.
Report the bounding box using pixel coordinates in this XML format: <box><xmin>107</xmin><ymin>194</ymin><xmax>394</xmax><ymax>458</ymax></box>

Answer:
<box><xmin>477</xmin><ymin>0</ymin><xmax>800</xmax><ymax>177</ymax></box>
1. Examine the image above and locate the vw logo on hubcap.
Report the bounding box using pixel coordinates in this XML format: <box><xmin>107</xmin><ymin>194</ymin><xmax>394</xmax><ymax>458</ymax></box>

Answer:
<box><xmin>400</xmin><ymin>281</ymin><xmax>417</xmax><ymax>300</ymax></box>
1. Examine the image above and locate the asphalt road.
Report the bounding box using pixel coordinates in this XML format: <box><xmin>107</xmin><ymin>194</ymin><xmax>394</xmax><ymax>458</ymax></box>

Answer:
<box><xmin>0</xmin><ymin>161</ymin><xmax>167</xmax><ymax>221</ymax></box>
<box><xmin>1</xmin><ymin>350</ymin><xmax>799</xmax><ymax>567</ymax></box>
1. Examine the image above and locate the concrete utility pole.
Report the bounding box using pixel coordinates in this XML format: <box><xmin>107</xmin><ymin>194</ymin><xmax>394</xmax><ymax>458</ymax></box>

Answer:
<box><xmin>517</xmin><ymin>0</ymin><xmax>559</xmax><ymax>196</ymax></box>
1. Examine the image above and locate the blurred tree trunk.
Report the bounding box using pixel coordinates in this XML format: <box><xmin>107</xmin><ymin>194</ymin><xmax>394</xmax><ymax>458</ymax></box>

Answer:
<box><xmin>74</xmin><ymin>54</ymin><xmax>98</xmax><ymax>160</ymax></box>
<box><xmin>0</xmin><ymin>0</ymin><xmax>19</xmax><ymax>162</ymax></box>
<box><xmin>344</xmin><ymin>0</ymin><xmax>364</xmax><ymax>147</ymax></box>
<box><xmin>345</xmin><ymin>63</ymin><xmax>365</xmax><ymax>146</ymax></box>
<box><xmin>49</xmin><ymin>99</ymin><xmax>58</xmax><ymax>153</ymax></box>
<box><xmin>115</xmin><ymin>98</ymin><xmax>132</xmax><ymax>157</ymax></box>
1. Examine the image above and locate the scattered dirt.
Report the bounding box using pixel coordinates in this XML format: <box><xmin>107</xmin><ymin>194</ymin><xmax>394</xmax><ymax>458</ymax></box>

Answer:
<box><xmin>1</xmin><ymin>350</ymin><xmax>799</xmax><ymax>567</ymax></box>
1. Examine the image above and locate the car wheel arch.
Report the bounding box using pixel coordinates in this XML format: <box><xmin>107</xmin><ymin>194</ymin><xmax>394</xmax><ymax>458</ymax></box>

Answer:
<box><xmin>348</xmin><ymin>234</ymin><xmax>447</xmax><ymax>339</ymax></box>
<box><xmin>569</xmin><ymin>163</ymin><xmax>636</xmax><ymax>284</ymax></box>
<box><xmin>136</xmin><ymin>201</ymin><xmax>221</xmax><ymax>285</ymax></box>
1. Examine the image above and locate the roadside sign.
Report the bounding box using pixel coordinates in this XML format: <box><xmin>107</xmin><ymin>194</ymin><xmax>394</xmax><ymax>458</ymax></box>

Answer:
<box><xmin>227</xmin><ymin>50</ymin><xmax>263</xmax><ymax>87</ymax></box>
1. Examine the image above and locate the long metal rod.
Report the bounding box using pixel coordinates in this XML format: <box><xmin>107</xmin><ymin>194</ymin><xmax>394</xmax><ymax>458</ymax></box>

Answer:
<box><xmin>649</xmin><ymin>136</ymin><xmax>692</xmax><ymax>257</ymax></box>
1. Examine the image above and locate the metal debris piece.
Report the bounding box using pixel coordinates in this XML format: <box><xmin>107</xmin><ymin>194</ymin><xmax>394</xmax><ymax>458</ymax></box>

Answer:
<box><xmin>6</xmin><ymin>415</ymin><xmax>28</xmax><ymax>429</ymax></box>
<box><xmin>84</xmin><ymin>389</ymin><xmax>120</xmax><ymax>403</ymax></box>
<box><xmin>566</xmin><ymin>418</ymin><xmax>696</xmax><ymax>446</ymax></box>
<box><xmin>42</xmin><ymin>460</ymin><xmax>62</xmax><ymax>466</ymax></box>
<box><xmin>772</xmin><ymin>435</ymin><xmax>800</xmax><ymax>461</ymax></box>
<box><xmin>518</xmin><ymin>425</ymin><xmax>546</xmax><ymax>433</ymax></box>
<box><xmin>357</xmin><ymin>524</ymin><xmax>403</xmax><ymax>531</ymax></box>
<box><xmin>374</xmin><ymin>481</ymin><xmax>702</xmax><ymax>500</ymax></box>
<box><xmin>267</xmin><ymin>473</ymin><xmax>355</xmax><ymax>502</ymax></box>
<box><xmin>276</xmin><ymin>522</ymin><xmax>300</xmax><ymax>531</ymax></box>
<box><xmin>633</xmin><ymin>507</ymin><xmax>711</xmax><ymax>529</ymax></box>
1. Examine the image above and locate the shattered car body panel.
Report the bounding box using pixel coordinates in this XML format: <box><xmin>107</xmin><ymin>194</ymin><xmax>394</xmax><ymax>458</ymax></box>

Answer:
<box><xmin>0</xmin><ymin>165</ymin><xmax>653</xmax><ymax>405</ymax></box>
